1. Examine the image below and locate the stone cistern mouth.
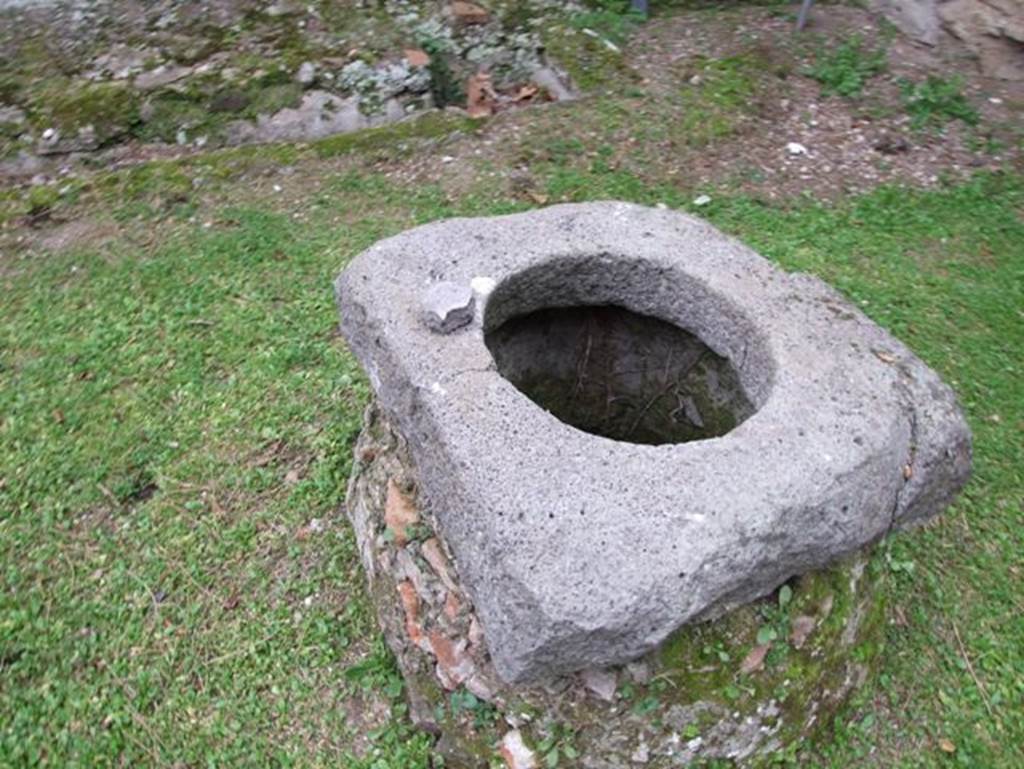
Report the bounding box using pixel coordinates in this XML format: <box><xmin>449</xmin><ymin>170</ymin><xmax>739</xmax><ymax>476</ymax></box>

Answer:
<box><xmin>482</xmin><ymin>260</ymin><xmax>759</xmax><ymax>446</ymax></box>
<box><xmin>337</xmin><ymin>203</ymin><xmax>972</xmax><ymax>761</ymax></box>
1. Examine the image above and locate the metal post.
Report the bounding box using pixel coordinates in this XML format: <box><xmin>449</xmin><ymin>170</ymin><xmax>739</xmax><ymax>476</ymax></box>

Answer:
<box><xmin>796</xmin><ymin>0</ymin><xmax>814</xmax><ymax>31</ymax></box>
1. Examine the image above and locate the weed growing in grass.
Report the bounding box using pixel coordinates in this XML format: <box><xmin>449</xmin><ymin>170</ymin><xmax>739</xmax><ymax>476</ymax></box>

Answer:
<box><xmin>675</xmin><ymin>55</ymin><xmax>760</xmax><ymax>146</ymax></box>
<box><xmin>901</xmin><ymin>75</ymin><xmax>979</xmax><ymax>130</ymax></box>
<box><xmin>807</xmin><ymin>35</ymin><xmax>887</xmax><ymax>98</ymax></box>
<box><xmin>569</xmin><ymin>1</ymin><xmax>646</xmax><ymax>47</ymax></box>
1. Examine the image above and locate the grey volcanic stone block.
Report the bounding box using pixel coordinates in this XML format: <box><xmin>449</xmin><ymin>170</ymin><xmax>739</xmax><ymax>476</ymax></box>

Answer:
<box><xmin>335</xmin><ymin>202</ymin><xmax>971</xmax><ymax>684</ymax></box>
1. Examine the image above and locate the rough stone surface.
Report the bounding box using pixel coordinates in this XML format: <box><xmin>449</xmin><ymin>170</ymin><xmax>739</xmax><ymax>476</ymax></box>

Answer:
<box><xmin>873</xmin><ymin>0</ymin><xmax>1024</xmax><ymax>79</ymax></box>
<box><xmin>872</xmin><ymin>0</ymin><xmax>941</xmax><ymax>45</ymax></box>
<box><xmin>335</xmin><ymin>202</ymin><xmax>971</xmax><ymax>684</ymax></box>
<box><xmin>224</xmin><ymin>90</ymin><xmax>405</xmax><ymax>145</ymax></box>
<box><xmin>344</xmin><ymin>403</ymin><xmax>890</xmax><ymax>767</ymax></box>
<box><xmin>939</xmin><ymin>0</ymin><xmax>1024</xmax><ymax>81</ymax></box>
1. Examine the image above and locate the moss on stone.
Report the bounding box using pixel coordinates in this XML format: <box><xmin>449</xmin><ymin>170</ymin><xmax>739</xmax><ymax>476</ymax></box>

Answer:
<box><xmin>247</xmin><ymin>82</ymin><xmax>304</xmax><ymax>117</ymax></box>
<box><xmin>349</xmin><ymin>403</ymin><xmax>890</xmax><ymax>767</ymax></box>
<box><xmin>135</xmin><ymin>93</ymin><xmax>216</xmax><ymax>143</ymax></box>
<box><xmin>313</xmin><ymin>110</ymin><xmax>480</xmax><ymax>159</ymax></box>
<box><xmin>29</xmin><ymin>80</ymin><xmax>141</xmax><ymax>144</ymax></box>
<box><xmin>543</xmin><ymin>24</ymin><xmax>637</xmax><ymax>92</ymax></box>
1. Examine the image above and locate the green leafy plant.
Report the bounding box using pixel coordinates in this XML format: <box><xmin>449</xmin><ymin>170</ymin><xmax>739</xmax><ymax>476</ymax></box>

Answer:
<box><xmin>535</xmin><ymin>722</ymin><xmax>579</xmax><ymax>768</ymax></box>
<box><xmin>421</xmin><ymin>38</ymin><xmax>464</xmax><ymax>109</ymax></box>
<box><xmin>24</xmin><ymin>184</ymin><xmax>59</xmax><ymax>221</ymax></box>
<box><xmin>448</xmin><ymin>689</ymin><xmax>499</xmax><ymax>729</ymax></box>
<box><xmin>807</xmin><ymin>35</ymin><xmax>886</xmax><ymax>97</ymax></box>
<box><xmin>900</xmin><ymin>75</ymin><xmax>979</xmax><ymax>130</ymax></box>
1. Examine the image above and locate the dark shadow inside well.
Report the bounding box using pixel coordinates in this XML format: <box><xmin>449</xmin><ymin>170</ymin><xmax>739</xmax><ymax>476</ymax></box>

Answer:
<box><xmin>485</xmin><ymin>304</ymin><xmax>755</xmax><ymax>445</ymax></box>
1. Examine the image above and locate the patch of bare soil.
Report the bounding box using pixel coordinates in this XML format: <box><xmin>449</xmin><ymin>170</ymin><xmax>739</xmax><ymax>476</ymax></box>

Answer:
<box><xmin>381</xmin><ymin>6</ymin><xmax>1022</xmax><ymax>203</ymax></box>
<box><xmin>4</xmin><ymin>5</ymin><xmax>1023</xmax><ymax>257</ymax></box>
<box><xmin>635</xmin><ymin>7</ymin><xmax>1020</xmax><ymax>199</ymax></box>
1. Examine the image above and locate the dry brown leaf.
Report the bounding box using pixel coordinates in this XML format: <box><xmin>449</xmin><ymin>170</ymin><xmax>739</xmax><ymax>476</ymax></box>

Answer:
<box><xmin>513</xmin><ymin>84</ymin><xmax>539</xmax><ymax>102</ymax></box>
<box><xmin>466</xmin><ymin>72</ymin><xmax>496</xmax><ymax>118</ymax></box>
<box><xmin>903</xmin><ymin>464</ymin><xmax>914</xmax><ymax>480</ymax></box>
<box><xmin>385</xmin><ymin>478</ymin><xmax>419</xmax><ymax>546</ymax></box>
<box><xmin>740</xmin><ymin>643</ymin><xmax>769</xmax><ymax>674</ymax></box>
<box><xmin>404</xmin><ymin>48</ymin><xmax>430</xmax><ymax>68</ymax></box>
<box><xmin>874</xmin><ymin>350</ymin><xmax>898</xmax><ymax>364</ymax></box>
<box><xmin>449</xmin><ymin>0</ymin><xmax>489</xmax><ymax>25</ymax></box>
<box><xmin>526</xmin><ymin>190</ymin><xmax>548</xmax><ymax>205</ymax></box>
<box><xmin>938</xmin><ymin>737</ymin><xmax>956</xmax><ymax>753</ymax></box>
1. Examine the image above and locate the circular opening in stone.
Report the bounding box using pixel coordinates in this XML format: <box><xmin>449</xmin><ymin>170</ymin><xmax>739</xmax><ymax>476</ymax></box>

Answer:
<box><xmin>484</xmin><ymin>304</ymin><xmax>756</xmax><ymax>445</ymax></box>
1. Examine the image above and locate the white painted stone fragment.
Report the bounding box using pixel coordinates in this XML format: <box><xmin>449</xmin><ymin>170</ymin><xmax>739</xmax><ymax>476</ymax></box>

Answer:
<box><xmin>421</xmin><ymin>282</ymin><xmax>474</xmax><ymax>334</ymax></box>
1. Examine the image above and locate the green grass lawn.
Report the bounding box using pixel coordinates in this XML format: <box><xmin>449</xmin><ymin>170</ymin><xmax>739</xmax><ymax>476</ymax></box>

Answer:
<box><xmin>2</xmin><ymin>130</ymin><xmax>1022</xmax><ymax>767</ymax></box>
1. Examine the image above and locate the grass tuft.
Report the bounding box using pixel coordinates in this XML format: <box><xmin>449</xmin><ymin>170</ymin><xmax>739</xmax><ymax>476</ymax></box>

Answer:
<box><xmin>807</xmin><ymin>35</ymin><xmax>887</xmax><ymax>98</ymax></box>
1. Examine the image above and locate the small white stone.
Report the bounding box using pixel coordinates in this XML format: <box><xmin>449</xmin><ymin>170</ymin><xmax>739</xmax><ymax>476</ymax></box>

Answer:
<box><xmin>692</xmin><ymin>194</ymin><xmax>712</xmax><ymax>207</ymax></box>
<box><xmin>500</xmin><ymin>730</ymin><xmax>537</xmax><ymax>769</ymax></box>
<box><xmin>581</xmin><ymin>668</ymin><xmax>617</xmax><ymax>701</ymax></box>
<box><xmin>296</xmin><ymin>61</ymin><xmax>316</xmax><ymax>86</ymax></box>
<box><xmin>631</xmin><ymin>741</ymin><xmax>650</xmax><ymax>763</ymax></box>
<box><xmin>470</xmin><ymin>275</ymin><xmax>497</xmax><ymax>297</ymax></box>
<box><xmin>786</xmin><ymin>142</ymin><xmax>808</xmax><ymax>156</ymax></box>
<box><xmin>989</xmin><ymin>97</ymin><xmax>1003</xmax><ymax>105</ymax></box>
<box><xmin>273</xmin><ymin>184</ymin><xmax>283</xmax><ymax>192</ymax></box>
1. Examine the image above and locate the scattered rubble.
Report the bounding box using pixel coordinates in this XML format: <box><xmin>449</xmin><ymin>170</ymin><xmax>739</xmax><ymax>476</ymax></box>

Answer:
<box><xmin>0</xmin><ymin>0</ymin><xmax>578</xmax><ymax>170</ymax></box>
